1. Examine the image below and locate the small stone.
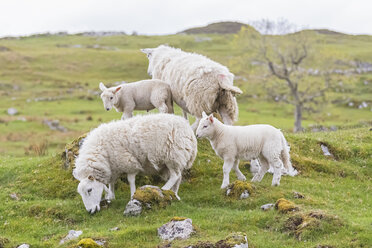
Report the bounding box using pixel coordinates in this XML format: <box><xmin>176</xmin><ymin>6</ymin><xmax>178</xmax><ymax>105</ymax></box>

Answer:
<box><xmin>9</xmin><ymin>193</ymin><xmax>20</xmax><ymax>201</ymax></box>
<box><xmin>110</xmin><ymin>227</ymin><xmax>120</xmax><ymax>231</ymax></box>
<box><xmin>7</xmin><ymin>108</ymin><xmax>18</xmax><ymax>116</ymax></box>
<box><xmin>158</xmin><ymin>218</ymin><xmax>194</xmax><ymax>241</ymax></box>
<box><xmin>17</xmin><ymin>244</ymin><xmax>30</xmax><ymax>248</ymax></box>
<box><xmin>261</xmin><ymin>203</ymin><xmax>274</xmax><ymax>211</ymax></box>
<box><xmin>320</xmin><ymin>144</ymin><xmax>332</xmax><ymax>156</ymax></box>
<box><xmin>124</xmin><ymin>199</ymin><xmax>142</xmax><ymax>216</ymax></box>
<box><xmin>59</xmin><ymin>230</ymin><xmax>83</xmax><ymax>244</ymax></box>
<box><xmin>293</xmin><ymin>191</ymin><xmax>305</xmax><ymax>199</ymax></box>
<box><xmin>240</xmin><ymin>190</ymin><xmax>250</xmax><ymax>199</ymax></box>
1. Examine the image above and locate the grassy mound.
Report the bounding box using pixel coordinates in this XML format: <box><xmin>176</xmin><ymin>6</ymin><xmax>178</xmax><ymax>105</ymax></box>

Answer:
<box><xmin>132</xmin><ymin>186</ymin><xmax>177</xmax><ymax>210</ymax></box>
<box><xmin>275</xmin><ymin>198</ymin><xmax>298</xmax><ymax>213</ymax></box>
<box><xmin>225</xmin><ymin>180</ymin><xmax>253</xmax><ymax>199</ymax></box>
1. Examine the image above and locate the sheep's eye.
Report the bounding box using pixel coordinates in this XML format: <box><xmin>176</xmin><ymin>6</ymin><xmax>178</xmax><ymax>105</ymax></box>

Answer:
<box><xmin>203</xmin><ymin>125</ymin><xmax>208</xmax><ymax>128</ymax></box>
<box><xmin>110</xmin><ymin>97</ymin><xmax>113</xmax><ymax>100</ymax></box>
<box><xmin>87</xmin><ymin>188</ymin><xmax>92</xmax><ymax>194</ymax></box>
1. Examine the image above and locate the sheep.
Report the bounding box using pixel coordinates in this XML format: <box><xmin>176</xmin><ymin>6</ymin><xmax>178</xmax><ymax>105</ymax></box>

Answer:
<box><xmin>141</xmin><ymin>45</ymin><xmax>242</xmax><ymax>131</ymax></box>
<box><xmin>73</xmin><ymin>113</ymin><xmax>197</xmax><ymax>214</ymax></box>
<box><xmin>99</xmin><ymin>79</ymin><xmax>173</xmax><ymax>120</ymax></box>
<box><xmin>196</xmin><ymin>112</ymin><xmax>296</xmax><ymax>188</ymax></box>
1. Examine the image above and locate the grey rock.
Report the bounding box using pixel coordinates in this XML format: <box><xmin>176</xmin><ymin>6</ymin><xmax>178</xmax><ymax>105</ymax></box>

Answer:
<box><xmin>124</xmin><ymin>199</ymin><xmax>142</xmax><ymax>216</ymax></box>
<box><xmin>293</xmin><ymin>191</ymin><xmax>305</xmax><ymax>199</ymax></box>
<box><xmin>7</xmin><ymin>108</ymin><xmax>18</xmax><ymax>115</ymax></box>
<box><xmin>43</xmin><ymin>119</ymin><xmax>67</xmax><ymax>132</ymax></box>
<box><xmin>261</xmin><ymin>203</ymin><xmax>274</xmax><ymax>211</ymax></box>
<box><xmin>240</xmin><ymin>190</ymin><xmax>250</xmax><ymax>199</ymax></box>
<box><xmin>59</xmin><ymin>230</ymin><xmax>82</xmax><ymax>244</ymax></box>
<box><xmin>158</xmin><ymin>218</ymin><xmax>194</xmax><ymax>241</ymax></box>
<box><xmin>95</xmin><ymin>239</ymin><xmax>106</xmax><ymax>246</ymax></box>
<box><xmin>17</xmin><ymin>244</ymin><xmax>30</xmax><ymax>248</ymax></box>
<box><xmin>110</xmin><ymin>227</ymin><xmax>120</xmax><ymax>231</ymax></box>
<box><xmin>321</xmin><ymin>144</ymin><xmax>332</xmax><ymax>156</ymax></box>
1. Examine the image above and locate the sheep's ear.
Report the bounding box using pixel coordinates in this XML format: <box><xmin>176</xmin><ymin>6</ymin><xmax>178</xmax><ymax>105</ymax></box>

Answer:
<box><xmin>140</xmin><ymin>48</ymin><xmax>154</xmax><ymax>55</ymax></box>
<box><xmin>114</xmin><ymin>87</ymin><xmax>121</xmax><ymax>94</ymax></box>
<box><xmin>88</xmin><ymin>175</ymin><xmax>95</xmax><ymax>181</ymax></box>
<box><xmin>208</xmin><ymin>114</ymin><xmax>214</xmax><ymax>123</ymax></box>
<box><xmin>202</xmin><ymin>111</ymin><xmax>207</xmax><ymax>118</ymax></box>
<box><xmin>72</xmin><ymin>169</ymin><xmax>79</xmax><ymax>180</ymax></box>
<box><xmin>99</xmin><ymin>82</ymin><xmax>107</xmax><ymax>91</ymax></box>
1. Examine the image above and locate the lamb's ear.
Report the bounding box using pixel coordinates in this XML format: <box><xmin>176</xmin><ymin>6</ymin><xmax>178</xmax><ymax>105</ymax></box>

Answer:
<box><xmin>208</xmin><ymin>114</ymin><xmax>214</xmax><ymax>123</ymax></box>
<box><xmin>114</xmin><ymin>87</ymin><xmax>121</xmax><ymax>94</ymax></box>
<box><xmin>99</xmin><ymin>82</ymin><xmax>107</xmax><ymax>91</ymax></box>
<box><xmin>202</xmin><ymin>111</ymin><xmax>207</xmax><ymax>118</ymax></box>
<box><xmin>140</xmin><ymin>48</ymin><xmax>154</xmax><ymax>56</ymax></box>
<box><xmin>88</xmin><ymin>175</ymin><xmax>95</xmax><ymax>181</ymax></box>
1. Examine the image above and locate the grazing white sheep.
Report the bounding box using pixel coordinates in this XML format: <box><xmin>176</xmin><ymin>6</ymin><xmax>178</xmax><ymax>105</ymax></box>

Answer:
<box><xmin>196</xmin><ymin>112</ymin><xmax>296</xmax><ymax>188</ymax></box>
<box><xmin>141</xmin><ymin>45</ymin><xmax>242</xmax><ymax>131</ymax></box>
<box><xmin>99</xmin><ymin>80</ymin><xmax>173</xmax><ymax>120</ymax></box>
<box><xmin>73</xmin><ymin>113</ymin><xmax>197</xmax><ymax>214</ymax></box>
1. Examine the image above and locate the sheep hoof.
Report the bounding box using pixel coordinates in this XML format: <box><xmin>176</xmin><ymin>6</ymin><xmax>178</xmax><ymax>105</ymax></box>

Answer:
<box><xmin>238</xmin><ymin>176</ymin><xmax>247</xmax><ymax>181</ymax></box>
<box><xmin>221</xmin><ymin>183</ymin><xmax>228</xmax><ymax>189</ymax></box>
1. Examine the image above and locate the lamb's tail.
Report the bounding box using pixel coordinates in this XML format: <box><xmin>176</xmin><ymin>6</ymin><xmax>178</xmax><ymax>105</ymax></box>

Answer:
<box><xmin>280</xmin><ymin>132</ymin><xmax>298</xmax><ymax>176</ymax></box>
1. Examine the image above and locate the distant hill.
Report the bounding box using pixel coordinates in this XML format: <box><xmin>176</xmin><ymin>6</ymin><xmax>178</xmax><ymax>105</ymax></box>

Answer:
<box><xmin>179</xmin><ymin>21</ymin><xmax>255</xmax><ymax>34</ymax></box>
<box><xmin>300</xmin><ymin>29</ymin><xmax>347</xmax><ymax>36</ymax></box>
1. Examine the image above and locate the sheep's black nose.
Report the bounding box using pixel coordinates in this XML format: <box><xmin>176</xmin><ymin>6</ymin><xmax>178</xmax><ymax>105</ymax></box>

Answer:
<box><xmin>106</xmin><ymin>108</ymin><xmax>109</xmax><ymax>111</ymax></box>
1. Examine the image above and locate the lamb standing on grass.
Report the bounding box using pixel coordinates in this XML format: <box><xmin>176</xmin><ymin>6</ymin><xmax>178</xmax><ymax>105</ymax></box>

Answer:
<box><xmin>99</xmin><ymin>80</ymin><xmax>173</xmax><ymax>120</ymax></box>
<box><xmin>196</xmin><ymin>112</ymin><xmax>296</xmax><ymax>188</ymax></box>
<box><xmin>141</xmin><ymin>45</ymin><xmax>242</xmax><ymax>131</ymax></box>
<box><xmin>73</xmin><ymin>114</ymin><xmax>197</xmax><ymax>214</ymax></box>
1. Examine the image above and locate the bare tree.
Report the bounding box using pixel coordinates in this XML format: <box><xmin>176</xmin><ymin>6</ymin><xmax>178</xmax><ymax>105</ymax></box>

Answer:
<box><xmin>249</xmin><ymin>19</ymin><xmax>330</xmax><ymax>132</ymax></box>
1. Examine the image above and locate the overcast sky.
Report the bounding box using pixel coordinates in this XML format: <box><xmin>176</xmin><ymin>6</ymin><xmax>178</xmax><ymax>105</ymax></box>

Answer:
<box><xmin>0</xmin><ymin>0</ymin><xmax>370</xmax><ymax>37</ymax></box>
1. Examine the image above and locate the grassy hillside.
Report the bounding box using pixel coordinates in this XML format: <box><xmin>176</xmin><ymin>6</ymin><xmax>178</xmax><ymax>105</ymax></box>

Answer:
<box><xmin>0</xmin><ymin>32</ymin><xmax>371</xmax><ymax>247</ymax></box>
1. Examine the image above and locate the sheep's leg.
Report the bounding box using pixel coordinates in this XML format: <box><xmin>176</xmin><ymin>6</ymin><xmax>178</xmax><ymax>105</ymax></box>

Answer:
<box><xmin>191</xmin><ymin>117</ymin><xmax>201</xmax><ymax>132</ymax></box>
<box><xmin>270</xmin><ymin>157</ymin><xmax>283</xmax><ymax>186</ymax></box>
<box><xmin>233</xmin><ymin>159</ymin><xmax>246</xmax><ymax>181</ymax></box>
<box><xmin>105</xmin><ymin>182</ymin><xmax>115</xmax><ymax>202</ymax></box>
<box><xmin>157</xmin><ymin>102</ymin><xmax>169</xmax><ymax>114</ymax></box>
<box><xmin>161</xmin><ymin>169</ymin><xmax>180</xmax><ymax>191</ymax></box>
<box><xmin>221</xmin><ymin>158</ymin><xmax>234</xmax><ymax>189</ymax></box>
<box><xmin>127</xmin><ymin>173</ymin><xmax>137</xmax><ymax>198</ymax></box>
<box><xmin>121</xmin><ymin>111</ymin><xmax>133</xmax><ymax>120</ymax></box>
<box><xmin>171</xmin><ymin>176</ymin><xmax>182</xmax><ymax>200</ymax></box>
<box><xmin>182</xmin><ymin>110</ymin><xmax>188</xmax><ymax>120</ymax></box>
<box><xmin>251</xmin><ymin>155</ymin><xmax>269</xmax><ymax>183</ymax></box>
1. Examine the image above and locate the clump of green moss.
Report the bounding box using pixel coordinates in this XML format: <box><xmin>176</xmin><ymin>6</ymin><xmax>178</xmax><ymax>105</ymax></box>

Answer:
<box><xmin>275</xmin><ymin>198</ymin><xmax>298</xmax><ymax>213</ymax></box>
<box><xmin>225</xmin><ymin>180</ymin><xmax>253</xmax><ymax>199</ymax></box>
<box><xmin>76</xmin><ymin>238</ymin><xmax>101</xmax><ymax>248</ymax></box>
<box><xmin>61</xmin><ymin>133</ymin><xmax>87</xmax><ymax>169</ymax></box>
<box><xmin>132</xmin><ymin>186</ymin><xmax>176</xmax><ymax>209</ymax></box>
<box><xmin>187</xmin><ymin>232</ymin><xmax>248</xmax><ymax>248</ymax></box>
<box><xmin>0</xmin><ymin>237</ymin><xmax>9</xmax><ymax>248</ymax></box>
<box><xmin>283</xmin><ymin>210</ymin><xmax>342</xmax><ymax>240</ymax></box>
<box><xmin>170</xmin><ymin>216</ymin><xmax>188</xmax><ymax>222</ymax></box>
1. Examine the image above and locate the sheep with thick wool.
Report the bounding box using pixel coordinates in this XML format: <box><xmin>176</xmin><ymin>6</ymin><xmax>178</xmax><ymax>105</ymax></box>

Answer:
<box><xmin>99</xmin><ymin>80</ymin><xmax>173</xmax><ymax>120</ymax></box>
<box><xmin>196</xmin><ymin>112</ymin><xmax>296</xmax><ymax>188</ymax></box>
<box><xmin>73</xmin><ymin>114</ymin><xmax>197</xmax><ymax>214</ymax></box>
<box><xmin>141</xmin><ymin>45</ymin><xmax>242</xmax><ymax>131</ymax></box>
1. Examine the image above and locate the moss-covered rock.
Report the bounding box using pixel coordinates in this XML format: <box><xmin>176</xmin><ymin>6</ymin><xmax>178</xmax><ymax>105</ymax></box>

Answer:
<box><xmin>187</xmin><ymin>232</ymin><xmax>248</xmax><ymax>248</ymax></box>
<box><xmin>77</xmin><ymin>238</ymin><xmax>101</xmax><ymax>248</ymax></box>
<box><xmin>133</xmin><ymin>185</ymin><xmax>176</xmax><ymax>209</ymax></box>
<box><xmin>61</xmin><ymin>133</ymin><xmax>87</xmax><ymax>169</ymax></box>
<box><xmin>283</xmin><ymin>210</ymin><xmax>342</xmax><ymax>240</ymax></box>
<box><xmin>171</xmin><ymin>216</ymin><xmax>188</xmax><ymax>222</ymax></box>
<box><xmin>0</xmin><ymin>237</ymin><xmax>9</xmax><ymax>248</ymax></box>
<box><xmin>275</xmin><ymin>198</ymin><xmax>298</xmax><ymax>213</ymax></box>
<box><xmin>225</xmin><ymin>180</ymin><xmax>253</xmax><ymax>199</ymax></box>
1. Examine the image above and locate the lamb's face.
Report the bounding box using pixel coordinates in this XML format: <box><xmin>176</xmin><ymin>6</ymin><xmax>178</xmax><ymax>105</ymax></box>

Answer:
<box><xmin>196</xmin><ymin>112</ymin><xmax>215</xmax><ymax>139</ymax></box>
<box><xmin>77</xmin><ymin>177</ymin><xmax>106</xmax><ymax>214</ymax></box>
<box><xmin>99</xmin><ymin>82</ymin><xmax>121</xmax><ymax>111</ymax></box>
<box><xmin>141</xmin><ymin>48</ymin><xmax>155</xmax><ymax>77</ymax></box>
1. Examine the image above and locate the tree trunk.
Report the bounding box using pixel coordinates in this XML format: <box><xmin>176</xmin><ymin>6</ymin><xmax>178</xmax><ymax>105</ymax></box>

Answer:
<box><xmin>294</xmin><ymin>104</ymin><xmax>303</xmax><ymax>132</ymax></box>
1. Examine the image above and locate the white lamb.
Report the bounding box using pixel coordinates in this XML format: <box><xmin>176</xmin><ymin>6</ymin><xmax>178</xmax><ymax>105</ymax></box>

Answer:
<box><xmin>73</xmin><ymin>114</ymin><xmax>197</xmax><ymax>214</ymax></box>
<box><xmin>99</xmin><ymin>80</ymin><xmax>173</xmax><ymax>120</ymax></box>
<box><xmin>196</xmin><ymin>112</ymin><xmax>296</xmax><ymax>188</ymax></box>
<box><xmin>141</xmin><ymin>45</ymin><xmax>242</xmax><ymax>131</ymax></box>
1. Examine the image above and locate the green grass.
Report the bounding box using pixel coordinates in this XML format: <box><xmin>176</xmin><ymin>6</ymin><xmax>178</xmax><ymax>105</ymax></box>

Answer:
<box><xmin>0</xmin><ymin>32</ymin><xmax>371</xmax><ymax>247</ymax></box>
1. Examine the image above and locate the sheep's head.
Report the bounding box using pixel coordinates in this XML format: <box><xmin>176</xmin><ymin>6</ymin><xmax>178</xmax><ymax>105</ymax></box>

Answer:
<box><xmin>196</xmin><ymin>112</ymin><xmax>215</xmax><ymax>139</ymax></box>
<box><xmin>99</xmin><ymin>82</ymin><xmax>121</xmax><ymax>111</ymax></box>
<box><xmin>77</xmin><ymin>175</ymin><xmax>109</xmax><ymax>214</ymax></box>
